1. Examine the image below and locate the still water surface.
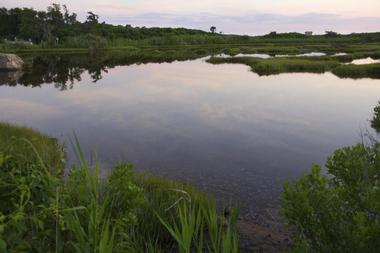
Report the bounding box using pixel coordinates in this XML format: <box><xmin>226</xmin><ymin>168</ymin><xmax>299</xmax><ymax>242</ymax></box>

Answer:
<box><xmin>1</xmin><ymin>57</ymin><xmax>380</xmax><ymax>212</ymax></box>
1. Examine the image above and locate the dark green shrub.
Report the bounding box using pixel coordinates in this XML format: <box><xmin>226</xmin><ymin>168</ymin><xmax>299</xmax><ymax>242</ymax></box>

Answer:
<box><xmin>281</xmin><ymin>144</ymin><xmax>380</xmax><ymax>253</ymax></box>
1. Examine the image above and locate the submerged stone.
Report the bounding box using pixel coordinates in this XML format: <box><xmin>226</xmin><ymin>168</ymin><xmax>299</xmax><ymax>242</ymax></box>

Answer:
<box><xmin>0</xmin><ymin>70</ymin><xmax>23</xmax><ymax>85</ymax></box>
<box><xmin>0</xmin><ymin>53</ymin><xmax>24</xmax><ymax>71</ymax></box>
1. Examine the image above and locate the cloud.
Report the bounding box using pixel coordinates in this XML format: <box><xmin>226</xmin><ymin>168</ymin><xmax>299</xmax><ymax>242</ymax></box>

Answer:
<box><xmin>2</xmin><ymin>0</ymin><xmax>380</xmax><ymax>34</ymax></box>
<box><xmin>104</xmin><ymin>12</ymin><xmax>380</xmax><ymax>35</ymax></box>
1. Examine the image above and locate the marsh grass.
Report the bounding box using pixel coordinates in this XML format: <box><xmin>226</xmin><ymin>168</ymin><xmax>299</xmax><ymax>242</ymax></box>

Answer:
<box><xmin>332</xmin><ymin>63</ymin><xmax>380</xmax><ymax>79</ymax></box>
<box><xmin>130</xmin><ymin>173</ymin><xmax>239</xmax><ymax>252</ymax></box>
<box><xmin>155</xmin><ymin>190</ymin><xmax>239</xmax><ymax>253</ymax></box>
<box><xmin>207</xmin><ymin>56</ymin><xmax>340</xmax><ymax>75</ymax></box>
<box><xmin>252</xmin><ymin>57</ymin><xmax>339</xmax><ymax>75</ymax></box>
<box><xmin>130</xmin><ymin>174</ymin><xmax>209</xmax><ymax>252</ymax></box>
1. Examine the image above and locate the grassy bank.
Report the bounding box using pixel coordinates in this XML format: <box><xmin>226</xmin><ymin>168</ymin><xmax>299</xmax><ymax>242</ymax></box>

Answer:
<box><xmin>332</xmin><ymin>63</ymin><xmax>380</xmax><ymax>79</ymax></box>
<box><xmin>0</xmin><ymin>122</ymin><xmax>65</xmax><ymax>172</ymax></box>
<box><xmin>207</xmin><ymin>55</ymin><xmax>380</xmax><ymax>78</ymax></box>
<box><xmin>208</xmin><ymin>56</ymin><xmax>340</xmax><ymax>75</ymax></box>
<box><xmin>0</xmin><ymin>123</ymin><xmax>239</xmax><ymax>252</ymax></box>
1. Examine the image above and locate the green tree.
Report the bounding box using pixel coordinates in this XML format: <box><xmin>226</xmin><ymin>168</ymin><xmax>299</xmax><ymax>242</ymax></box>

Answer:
<box><xmin>18</xmin><ymin>8</ymin><xmax>41</xmax><ymax>42</ymax></box>
<box><xmin>86</xmin><ymin>11</ymin><xmax>99</xmax><ymax>24</ymax></box>
<box><xmin>46</xmin><ymin>3</ymin><xmax>65</xmax><ymax>39</ymax></box>
<box><xmin>0</xmin><ymin>8</ymin><xmax>11</xmax><ymax>36</ymax></box>
<box><xmin>6</xmin><ymin>8</ymin><xmax>23</xmax><ymax>38</ymax></box>
<box><xmin>62</xmin><ymin>4</ymin><xmax>77</xmax><ymax>25</ymax></box>
<box><xmin>281</xmin><ymin>144</ymin><xmax>380</xmax><ymax>253</ymax></box>
<box><xmin>83</xmin><ymin>11</ymin><xmax>99</xmax><ymax>34</ymax></box>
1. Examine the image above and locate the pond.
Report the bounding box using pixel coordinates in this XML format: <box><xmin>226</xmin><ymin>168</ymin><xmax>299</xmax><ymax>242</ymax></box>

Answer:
<box><xmin>1</xmin><ymin>53</ymin><xmax>380</xmax><ymax>215</ymax></box>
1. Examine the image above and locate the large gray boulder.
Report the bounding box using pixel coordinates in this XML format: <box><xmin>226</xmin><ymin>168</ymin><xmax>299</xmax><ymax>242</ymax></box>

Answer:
<box><xmin>0</xmin><ymin>53</ymin><xmax>24</xmax><ymax>71</ymax></box>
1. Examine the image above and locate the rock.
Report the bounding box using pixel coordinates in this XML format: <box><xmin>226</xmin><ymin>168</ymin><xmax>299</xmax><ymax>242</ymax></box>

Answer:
<box><xmin>0</xmin><ymin>70</ymin><xmax>23</xmax><ymax>85</ymax></box>
<box><xmin>0</xmin><ymin>54</ymin><xmax>24</xmax><ymax>71</ymax></box>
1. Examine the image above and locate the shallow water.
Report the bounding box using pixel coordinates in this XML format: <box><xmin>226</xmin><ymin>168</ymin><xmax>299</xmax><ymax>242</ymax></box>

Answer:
<box><xmin>218</xmin><ymin>51</ymin><xmax>327</xmax><ymax>59</ymax></box>
<box><xmin>350</xmin><ymin>57</ymin><xmax>380</xmax><ymax>65</ymax></box>
<box><xmin>1</xmin><ymin>55</ymin><xmax>380</xmax><ymax>213</ymax></box>
<box><xmin>333</xmin><ymin>52</ymin><xmax>348</xmax><ymax>56</ymax></box>
<box><xmin>296</xmin><ymin>52</ymin><xmax>326</xmax><ymax>57</ymax></box>
<box><xmin>276</xmin><ymin>52</ymin><xmax>327</xmax><ymax>57</ymax></box>
<box><xmin>235</xmin><ymin>53</ymin><xmax>272</xmax><ymax>58</ymax></box>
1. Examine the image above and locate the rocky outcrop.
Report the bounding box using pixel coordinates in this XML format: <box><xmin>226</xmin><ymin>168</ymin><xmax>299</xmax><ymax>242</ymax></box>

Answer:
<box><xmin>0</xmin><ymin>54</ymin><xmax>24</xmax><ymax>71</ymax></box>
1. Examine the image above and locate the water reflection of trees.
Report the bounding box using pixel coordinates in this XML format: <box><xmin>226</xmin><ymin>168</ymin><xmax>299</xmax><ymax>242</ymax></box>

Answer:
<box><xmin>0</xmin><ymin>49</ymin><xmax>215</xmax><ymax>90</ymax></box>
<box><xmin>1</xmin><ymin>53</ymin><xmax>114</xmax><ymax>90</ymax></box>
<box><xmin>371</xmin><ymin>102</ymin><xmax>380</xmax><ymax>133</ymax></box>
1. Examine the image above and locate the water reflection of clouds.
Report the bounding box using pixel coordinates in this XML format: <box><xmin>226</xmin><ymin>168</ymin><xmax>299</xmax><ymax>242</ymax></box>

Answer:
<box><xmin>0</xmin><ymin>98</ymin><xmax>63</xmax><ymax>121</ymax></box>
<box><xmin>1</xmin><ymin>58</ymin><xmax>380</xmax><ymax>213</ymax></box>
<box><xmin>1</xmin><ymin>62</ymin><xmax>378</xmax><ymax>157</ymax></box>
<box><xmin>54</xmin><ymin>61</ymin><xmax>380</xmax><ymax>139</ymax></box>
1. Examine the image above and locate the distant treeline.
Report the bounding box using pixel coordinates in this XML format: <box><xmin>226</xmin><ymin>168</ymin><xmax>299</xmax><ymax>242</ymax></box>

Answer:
<box><xmin>1</xmin><ymin>4</ymin><xmax>380</xmax><ymax>49</ymax></box>
<box><xmin>0</xmin><ymin>4</ymin><xmax>207</xmax><ymax>44</ymax></box>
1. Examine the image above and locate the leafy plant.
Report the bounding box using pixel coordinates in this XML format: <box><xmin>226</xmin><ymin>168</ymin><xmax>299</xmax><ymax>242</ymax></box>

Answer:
<box><xmin>0</xmin><ymin>124</ymin><xmax>62</xmax><ymax>252</ymax></box>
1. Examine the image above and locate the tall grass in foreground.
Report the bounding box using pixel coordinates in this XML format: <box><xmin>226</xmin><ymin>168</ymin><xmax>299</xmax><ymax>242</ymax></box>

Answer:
<box><xmin>0</xmin><ymin>123</ymin><xmax>239</xmax><ymax>252</ymax></box>
<box><xmin>131</xmin><ymin>172</ymin><xmax>239</xmax><ymax>252</ymax></box>
<box><xmin>156</xmin><ymin>193</ymin><xmax>239</xmax><ymax>253</ymax></box>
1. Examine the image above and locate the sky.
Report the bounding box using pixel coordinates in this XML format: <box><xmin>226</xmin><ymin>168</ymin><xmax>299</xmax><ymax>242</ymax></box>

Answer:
<box><xmin>3</xmin><ymin>0</ymin><xmax>380</xmax><ymax>34</ymax></box>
